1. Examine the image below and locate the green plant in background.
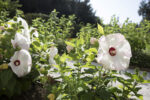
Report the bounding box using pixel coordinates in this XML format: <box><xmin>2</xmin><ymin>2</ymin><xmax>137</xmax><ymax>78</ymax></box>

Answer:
<box><xmin>0</xmin><ymin>0</ymin><xmax>21</xmax><ymax>18</ymax></box>
<box><xmin>32</xmin><ymin>10</ymin><xmax>76</xmax><ymax>54</ymax></box>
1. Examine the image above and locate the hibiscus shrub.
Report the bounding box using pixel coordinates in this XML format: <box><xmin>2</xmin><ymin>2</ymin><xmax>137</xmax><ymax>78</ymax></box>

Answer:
<box><xmin>104</xmin><ymin>16</ymin><xmax>150</xmax><ymax>68</ymax></box>
<box><xmin>46</xmin><ymin>33</ymin><xmax>149</xmax><ymax>100</ymax></box>
<box><xmin>0</xmin><ymin>10</ymin><xmax>150</xmax><ymax>100</ymax></box>
<box><xmin>0</xmin><ymin>17</ymin><xmax>39</xmax><ymax>97</ymax></box>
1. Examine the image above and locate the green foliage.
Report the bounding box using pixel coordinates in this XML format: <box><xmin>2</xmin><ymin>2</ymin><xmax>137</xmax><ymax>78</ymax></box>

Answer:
<box><xmin>31</xmin><ymin>10</ymin><xmax>76</xmax><ymax>55</ymax></box>
<box><xmin>131</xmin><ymin>51</ymin><xmax>150</xmax><ymax>68</ymax></box>
<box><xmin>0</xmin><ymin>0</ymin><xmax>21</xmax><ymax>17</ymax></box>
<box><xmin>0</xmin><ymin>67</ymin><xmax>39</xmax><ymax>97</ymax></box>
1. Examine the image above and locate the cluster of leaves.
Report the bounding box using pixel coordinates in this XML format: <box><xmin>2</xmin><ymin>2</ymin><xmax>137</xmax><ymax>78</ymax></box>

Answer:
<box><xmin>31</xmin><ymin>10</ymin><xmax>76</xmax><ymax>54</ymax></box>
<box><xmin>0</xmin><ymin>0</ymin><xmax>21</xmax><ymax>18</ymax></box>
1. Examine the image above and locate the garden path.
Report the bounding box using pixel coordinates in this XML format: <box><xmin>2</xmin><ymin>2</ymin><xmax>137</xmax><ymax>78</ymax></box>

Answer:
<box><xmin>125</xmin><ymin>69</ymin><xmax>150</xmax><ymax>100</ymax></box>
<box><xmin>91</xmin><ymin>62</ymin><xmax>150</xmax><ymax>100</ymax></box>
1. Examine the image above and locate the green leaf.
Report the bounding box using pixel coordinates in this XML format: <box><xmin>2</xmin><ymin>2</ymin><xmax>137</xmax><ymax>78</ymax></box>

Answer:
<box><xmin>65</xmin><ymin>41</ymin><xmax>75</xmax><ymax>47</ymax></box>
<box><xmin>79</xmin><ymin>92</ymin><xmax>94</xmax><ymax>100</ymax></box>
<box><xmin>7</xmin><ymin>77</ymin><xmax>16</xmax><ymax>97</ymax></box>
<box><xmin>53</xmin><ymin>65</ymin><xmax>60</xmax><ymax>70</ymax></box>
<box><xmin>97</xmin><ymin>24</ymin><xmax>104</xmax><ymax>35</ymax></box>
<box><xmin>33</xmin><ymin>41</ymin><xmax>41</xmax><ymax>47</ymax></box>
<box><xmin>60</xmin><ymin>54</ymin><xmax>69</xmax><ymax>63</ymax></box>
<box><xmin>0</xmin><ymin>69</ymin><xmax>13</xmax><ymax>87</ymax></box>
<box><xmin>80</xmin><ymin>65</ymin><xmax>95</xmax><ymax>69</ymax></box>
<box><xmin>138</xmin><ymin>95</ymin><xmax>143</xmax><ymax>100</ymax></box>
<box><xmin>77</xmin><ymin>87</ymin><xmax>84</xmax><ymax>93</ymax></box>
<box><xmin>142</xmin><ymin>80</ymin><xmax>150</xmax><ymax>83</ymax></box>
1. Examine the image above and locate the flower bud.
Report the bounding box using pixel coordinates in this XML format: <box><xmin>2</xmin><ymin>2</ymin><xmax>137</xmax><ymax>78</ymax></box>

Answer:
<box><xmin>47</xmin><ymin>94</ymin><xmax>55</xmax><ymax>100</ymax></box>
<box><xmin>66</xmin><ymin>45</ymin><xmax>74</xmax><ymax>53</ymax></box>
<box><xmin>0</xmin><ymin>26</ymin><xmax>5</xmax><ymax>30</ymax></box>
<box><xmin>90</xmin><ymin>37</ymin><xmax>98</xmax><ymax>44</ymax></box>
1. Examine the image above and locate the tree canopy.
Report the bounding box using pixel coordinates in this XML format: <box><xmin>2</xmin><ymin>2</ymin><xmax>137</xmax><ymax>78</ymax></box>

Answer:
<box><xmin>138</xmin><ymin>0</ymin><xmax>150</xmax><ymax>20</ymax></box>
<box><xmin>17</xmin><ymin>0</ymin><xmax>99</xmax><ymax>24</ymax></box>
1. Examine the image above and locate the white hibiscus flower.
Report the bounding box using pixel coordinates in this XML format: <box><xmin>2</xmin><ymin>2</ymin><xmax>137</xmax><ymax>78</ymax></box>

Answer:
<box><xmin>49</xmin><ymin>47</ymin><xmax>58</xmax><ymax>66</ymax></box>
<box><xmin>7</xmin><ymin>17</ymin><xmax>30</xmax><ymax>42</ymax></box>
<box><xmin>96</xmin><ymin>33</ymin><xmax>132</xmax><ymax>70</ymax></box>
<box><xmin>9</xmin><ymin>49</ymin><xmax>32</xmax><ymax>77</ymax></box>
<box><xmin>11</xmin><ymin>33</ymin><xmax>30</xmax><ymax>50</ymax></box>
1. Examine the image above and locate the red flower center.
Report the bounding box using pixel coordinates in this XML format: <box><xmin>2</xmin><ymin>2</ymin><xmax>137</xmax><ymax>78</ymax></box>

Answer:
<box><xmin>14</xmin><ymin>60</ymin><xmax>20</xmax><ymax>66</ymax></box>
<box><xmin>109</xmin><ymin>47</ymin><xmax>116</xmax><ymax>56</ymax></box>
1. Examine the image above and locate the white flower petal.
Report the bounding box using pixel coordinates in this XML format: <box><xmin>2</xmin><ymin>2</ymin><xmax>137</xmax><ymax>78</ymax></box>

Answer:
<box><xmin>49</xmin><ymin>47</ymin><xmax>58</xmax><ymax>65</ymax></box>
<box><xmin>98</xmin><ymin>35</ymin><xmax>109</xmax><ymax>52</ymax></box>
<box><xmin>30</xmin><ymin>27</ymin><xmax>39</xmax><ymax>37</ymax></box>
<box><xmin>7</xmin><ymin>17</ymin><xmax>31</xmax><ymax>42</ymax></box>
<box><xmin>49</xmin><ymin>47</ymin><xmax>58</xmax><ymax>58</ymax></box>
<box><xmin>17</xmin><ymin>17</ymin><xmax>30</xmax><ymax>42</ymax></box>
<box><xmin>49</xmin><ymin>58</ymin><xmax>57</xmax><ymax>65</ymax></box>
<box><xmin>9</xmin><ymin>49</ymin><xmax>32</xmax><ymax>77</ymax></box>
<box><xmin>11</xmin><ymin>33</ymin><xmax>30</xmax><ymax>50</ymax></box>
<box><xmin>97</xmin><ymin>33</ymin><xmax>132</xmax><ymax>71</ymax></box>
<box><xmin>117</xmin><ymin>39</ymin><xmax>132</xmax><ymax>58</ymax></box>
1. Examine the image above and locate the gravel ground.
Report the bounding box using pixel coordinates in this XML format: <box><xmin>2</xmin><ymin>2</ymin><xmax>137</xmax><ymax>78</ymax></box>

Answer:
<box><xmin>91</xmin><ymin>62</ymin><xmax>150</xmax><ymax>100</ymax></box>
<box><xmin>126</xmin><ymin>69</ymin><xmax>150</xmax><ymax>100</ymax></box>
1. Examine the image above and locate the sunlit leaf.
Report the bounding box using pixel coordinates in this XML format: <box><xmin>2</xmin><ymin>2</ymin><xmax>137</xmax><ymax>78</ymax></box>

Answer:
<box><xmin>97</xmin><ymin>24</ymin><xmax>104</xmax><ymax>35</ymax></box>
